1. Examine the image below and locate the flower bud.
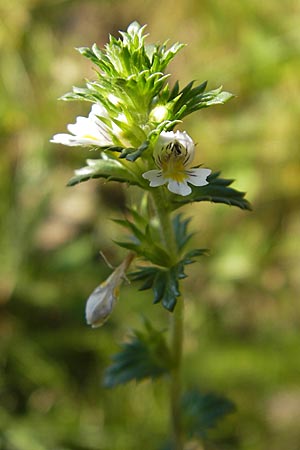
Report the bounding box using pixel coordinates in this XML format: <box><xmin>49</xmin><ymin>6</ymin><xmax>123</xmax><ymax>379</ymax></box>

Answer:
<box><xmin>85</xmin><ymin>253</ymin><xmax>135</xmax><ymax>328</ymax></box>
<box><xmin>149</xmin><ymin>105</ymin><xmax>169</xmax><ymax>123</ymax></box>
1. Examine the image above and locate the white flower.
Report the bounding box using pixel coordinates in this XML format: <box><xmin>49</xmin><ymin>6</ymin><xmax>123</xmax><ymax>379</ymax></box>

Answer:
<box><xmin>142</xmin><ymin>131</ymin><xmax>211</xmax><ymax>196</ymax></box>
<box><xmin>85</xmin><ymin>253</ymin><xmax>134</xmax><ymax>328</ymax></box>
<box><xmin>51</xmin><ymin>103</ymin><xmax>115</xmax><ymax>147</ymax></box>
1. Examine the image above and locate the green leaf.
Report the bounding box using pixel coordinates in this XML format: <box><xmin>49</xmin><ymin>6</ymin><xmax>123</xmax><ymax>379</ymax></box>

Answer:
<box><xmin>131</xmin><ymin>265</ymin><xmax>181</xmax><ymax>312</ymax></box>
<box><xmin>172</xmin><ymin>214</ymin><xmax>193</xmax><ymax>252</ymax></box>
<box><xmin>114</xmin><ymin>215</ymin><xmax>172</xmax><ymax>267</ymax></box>
<box><xmin>119</xmin><ymin>140</ymin><xmax>150</xmax><ymax>162</ymax></box>
<box><xmin>167</xmin><ymin>81</ymin><xmax>234</xmax><ymax>120</ymax></box>
<box><xmin>130</xmin><ymin>242</ymin><xmax>208</xmax><ymax>312</ymax></box>
<box><xmin>103</xmin><ymin>320</ymin><xmax>172</xmax><ymax>387</ymax></box>
<box><xmin>67</xmin><ymin>154</ymin><xmax>144</xmax><ymax>187</ymax></box>
<box><xmin>171</xmin><ymin>172</ymin><xmax>252</xmax><ymax>211</ymax></box>
<box><xmin>182</xmin><ymin>389</ymin><xmax>236</xmax><ymax>438</ymax></box>
<box><xmin>182</xmin><ymin>248</ymin><xmax>209</xmax><ymax>265</ymax></box>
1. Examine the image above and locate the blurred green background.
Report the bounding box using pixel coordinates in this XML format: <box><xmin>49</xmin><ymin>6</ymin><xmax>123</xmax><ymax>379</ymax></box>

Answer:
<box><xmin>1</xmin><ymin>0</ymin><xmax>300</xmax><ymax>449</ymax></box>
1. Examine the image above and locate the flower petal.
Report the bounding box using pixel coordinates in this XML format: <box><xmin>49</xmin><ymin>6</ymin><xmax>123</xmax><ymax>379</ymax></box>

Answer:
<box><xmin>167</xmin><ymin>179</ymin><xmax>192</xmax><ymax>196</ymax></box>
<box><xmin>186</xmin><ymin>168</ymin><xmax>212</xmax><ymax>186</ymax></box>
<box><xmin>50</xmin><ymin>133</ymin><xmax>82</xmax><ymax>146</ymax></box>
<box><xmin>51</xmin><ymin>103</ymin><xmax>114</xmax><ymax>148</ymax></box>
<box><xmin>89</xmin><ymin>103</ymin><xmax>109</xmax><ymax>119</ymax></box>
<box><xmin>142</xmin><ymin>170</ymin><xmax>167</xmax><ymax>187</ymax></box>
<box><xmin>67</xmin><ymin>117</ymin><xmax>105</xmax><ymax>140</ymax></box>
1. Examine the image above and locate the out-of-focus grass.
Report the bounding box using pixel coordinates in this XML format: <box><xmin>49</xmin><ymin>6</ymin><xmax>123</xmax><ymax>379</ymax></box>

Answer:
<box><xmin>0</xmin><ymin>1</ymin><xmax>299</xmax><ymax>449</ymax></box>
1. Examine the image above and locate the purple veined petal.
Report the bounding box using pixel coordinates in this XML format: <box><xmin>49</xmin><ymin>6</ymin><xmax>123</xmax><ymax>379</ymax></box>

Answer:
<box><xmin>142</xmin><ymin>170</ymin><xmax>167</xmax><ymax>187</ymax></box>
<box><xmin>186</xmin><ymin>168</ymin><xmax>212</xmax><ymax>186</ymax></box>
<box><xmin>154</xmin><ymin>130</ymin><xmax>195</xmax><ymax>168</ymax></box>
<box><xmin>167</xmin><ymin>179</ymin><xmax>192</xmax><ymax>196</ymax></box>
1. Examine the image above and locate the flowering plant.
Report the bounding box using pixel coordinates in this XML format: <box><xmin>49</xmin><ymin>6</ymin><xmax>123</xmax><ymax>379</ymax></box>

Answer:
<box><xmin>52</xmin><ymin>21</ymin><xmax>250</xmax><ymax>450</ymax></box>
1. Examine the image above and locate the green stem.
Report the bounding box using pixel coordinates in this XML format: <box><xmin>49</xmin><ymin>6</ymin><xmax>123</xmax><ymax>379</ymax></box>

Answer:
<box><xmin>150</xmin><ymin>188</ymin><xmax>177</xmax><ymax>257</ymax></box>
<box><xmin>150</xmin><ymin>187</ymin><xmax>184</xmax><ymax>450</ymax></box>
<box><xmin>170</xmin><ymin>297</ymin><xmax>184</xmax><ymax>450</ymax></box>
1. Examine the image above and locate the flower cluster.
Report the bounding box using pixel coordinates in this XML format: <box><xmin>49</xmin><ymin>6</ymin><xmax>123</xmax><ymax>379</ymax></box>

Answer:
<box><xmin>52</xmin><ymin>102</ymin><xmax>210</xmax><ymax>197</ymax></box>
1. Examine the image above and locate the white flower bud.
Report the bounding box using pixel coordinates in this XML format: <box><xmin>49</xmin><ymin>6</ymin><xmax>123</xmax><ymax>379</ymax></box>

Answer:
<box><xmin>150</xmin><ymin>105</ymin><xmax>169</xmax><ymax>123</ymax></box>
<box><xmin>85</xmin><ymin>253</ymin><xmax>134</xmax><ymax>328</ymax></box>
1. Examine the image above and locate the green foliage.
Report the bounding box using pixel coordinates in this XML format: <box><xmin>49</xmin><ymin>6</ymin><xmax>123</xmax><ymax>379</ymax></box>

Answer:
<box><xmin>172</xmin><ymin>214</ymin><xmax>193</xmax><ymax>251</ymax></box>
<box><xmin>131</xmin><ymin>265</ymin><xmax>181</xmax><ymax>312</ymax></box>
<box><xmin>157</xmin><ymin>81</ymin><xmax>234</xmax><ymax>123</ymax></box>
<box><xmin>113</xmin><ymin>211</ymin><xmax>172</xmax><ymax>266</ymax></box>
<box><xmin>171</xmin><ymin>172</ymin><xmax>252</xmax><ymax>210</ymax></box>
<box><xmin>104</xmin><ymin>320</ymin><xmax>172</xmax><ymax>387</ymax></box>
<box><xmin>130</xmin><ymin>214</ymin><xmax>207</xmax><ymax>311</ymax></box>
<box><xmin>130</xmin><ymin>248</ymin><xmax>207</xmax><ymax>312</ymax></box>
<box><xmin>76</xmin><ymin>21</ymin><xmax>184</xmax><ymax>83</ymax></box>
<box><xmin>111</xmin><ymin>211</ymin><xmax>204</xmax><ymax>310</ymax></box>
<box><xmin>67</xmin><ymin>153</ymin><xmax>146</xmax><ymax>187</ymax></box>
<box><xmin>182</xmin><ymin>389</ymin><xmax>236</xmax><ymax>439</ymax></box>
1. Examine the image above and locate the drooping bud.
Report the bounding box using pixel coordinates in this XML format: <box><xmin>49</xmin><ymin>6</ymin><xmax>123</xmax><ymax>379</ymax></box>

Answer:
<box><xmin>85</xmin><ymin>252</ymin><xmax>135</xmax><ymax>328</ymax></box>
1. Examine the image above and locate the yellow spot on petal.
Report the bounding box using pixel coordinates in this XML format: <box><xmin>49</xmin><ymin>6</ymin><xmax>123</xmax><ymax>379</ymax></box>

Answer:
<box><xmin>161</xmin><ymin>159</ymin><xmax>188</xmax><ymax>183</ymax></box>
<box><xmin>83</xmin><ymin>134</ymin><xmax>98</xmax><ymax>140</ymax></box>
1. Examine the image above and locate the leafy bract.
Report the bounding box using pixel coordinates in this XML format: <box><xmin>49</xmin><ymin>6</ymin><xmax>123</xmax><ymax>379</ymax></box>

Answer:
<box><xmin>67</xmin><ymin>153</ymin><xmax>145</xmax><ymax>187</ymax></box>
<box><xmin>113</xmin><ymin>210</ymin><xmax>172</xmax><ymax>267</ymax></box>
<box><xmin>182</xmin><ymin>389</ymin><xmax>236</xmax><ymax>438</ymax></box>
<box><xmin>130</xmin><ymin>247</ymin><xmax>207</xmax><ymax>312</ymax></box>
<box><xmin>171</xmin><ymin>172</ymin><xmax>252</xmax><ymax>211</ymax></box>
<box><xmin>103</xmin><ymin>320</ymin><xmax>172</xmax><ymax>387</ymax></box>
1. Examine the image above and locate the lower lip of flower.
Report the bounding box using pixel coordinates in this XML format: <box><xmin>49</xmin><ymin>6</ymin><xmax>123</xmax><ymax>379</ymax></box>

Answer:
<box><xmin>161</xmin><ymin>160</ymin><xmax>188</xmax><ymax>183</ymax></box>
<box><xmin>83</xmin><ymin>134</ymin><xmax>100</xmax><ymax>140</ymax></box>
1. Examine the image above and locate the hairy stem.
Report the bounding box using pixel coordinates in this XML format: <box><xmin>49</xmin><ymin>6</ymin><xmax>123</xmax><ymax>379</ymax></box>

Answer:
<box><xmin>151</xmin><ymin>187</ymin><xmax>184</xmax><ymax>450</ymax></box>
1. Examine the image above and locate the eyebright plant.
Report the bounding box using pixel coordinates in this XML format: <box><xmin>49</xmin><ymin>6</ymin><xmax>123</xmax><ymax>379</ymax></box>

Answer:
<box><xmin>51</xmin><ymin>21</ymin><xmax>250</xmax><ymax>450</ymax></box>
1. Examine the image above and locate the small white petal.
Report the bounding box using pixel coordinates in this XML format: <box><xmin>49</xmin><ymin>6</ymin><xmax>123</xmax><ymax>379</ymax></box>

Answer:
<box><xmin>50</xmin><ymin>133</ymin><xmax>81</xmax><ymax>146</ymax></box>
<box><xmin>186</xmin><ymin>168</ymin><xmax>212</xmax><ymax>186</ymax></box>
<box><xmin>167</xmin><ymin>179</ymin><xmax>192</xmax><ymax>196</ymax></box>
<box><xmin>90</xmin><ymin>103</ymin><xmax>109</xmax><ymax>119</ymax></box>
<box><xmin>142</xmin><ymin>170</ymin><xmax>167</xmax><ymax>187</ymax></box>
<box><xmin>67</xmin><ymin>117</ymin><xmax>105</xmax><ymax>140</ymax></box>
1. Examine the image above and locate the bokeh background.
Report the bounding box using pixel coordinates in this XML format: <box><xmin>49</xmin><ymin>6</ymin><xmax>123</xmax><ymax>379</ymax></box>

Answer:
<box><xmin>1</xmin><ymin>0</ymin><xmax>300</xmax><ymax>449</ymax></box>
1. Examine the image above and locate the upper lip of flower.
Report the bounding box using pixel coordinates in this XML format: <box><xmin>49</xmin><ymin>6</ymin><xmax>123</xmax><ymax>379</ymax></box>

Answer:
<box><xmin>142</xmin><ymin>130</ymin><xmax>211</xmax><ymax>196</ymax></box>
